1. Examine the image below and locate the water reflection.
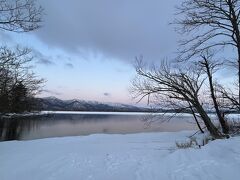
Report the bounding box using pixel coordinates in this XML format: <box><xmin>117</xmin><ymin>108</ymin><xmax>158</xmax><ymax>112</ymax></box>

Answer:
<box><xmin>0</xmin><ymin>115</ymin><xmax>45</xmax><ymax>141</ymax></box>
<box><xmin>0</xmin><ymin>113</ymin><xmax>198</xmax><ymax>141</ymax></box>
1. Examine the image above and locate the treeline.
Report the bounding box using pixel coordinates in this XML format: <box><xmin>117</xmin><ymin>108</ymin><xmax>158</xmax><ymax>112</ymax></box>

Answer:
<box><xmin>0</xmin><ymin>0</ymin><xmax>43</xmax><ymax>114</ymax></box>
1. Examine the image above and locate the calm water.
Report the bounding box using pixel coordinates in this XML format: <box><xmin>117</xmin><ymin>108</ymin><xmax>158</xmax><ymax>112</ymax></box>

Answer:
<box><xmin>0</xmin><ymin>112</ymin><xmax>199</xmax><ymax>141</ymax></box>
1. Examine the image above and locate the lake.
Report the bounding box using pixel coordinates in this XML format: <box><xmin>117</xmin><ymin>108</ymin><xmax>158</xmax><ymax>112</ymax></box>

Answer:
<box><xmin>0</xmin><ymin>112</ymin><xmax>201</xmax><ymax>141</ymax></box>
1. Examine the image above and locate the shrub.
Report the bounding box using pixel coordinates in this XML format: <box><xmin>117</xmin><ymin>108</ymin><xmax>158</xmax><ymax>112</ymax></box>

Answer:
<box><xmin>176</xmin><ymin>137</ymin><xmax>198</xmax><ymax>149</ymax></box>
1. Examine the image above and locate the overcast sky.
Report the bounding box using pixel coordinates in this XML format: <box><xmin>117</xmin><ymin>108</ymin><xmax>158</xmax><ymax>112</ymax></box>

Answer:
<box><xmin>0</xmin><ymin>0</ymin><xmax>201</xmax><ymax>104</ymax></box>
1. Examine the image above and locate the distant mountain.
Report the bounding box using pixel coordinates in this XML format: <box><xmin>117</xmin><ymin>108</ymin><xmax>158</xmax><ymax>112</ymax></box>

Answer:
<box><xmin>37</xmin><ymin>97</ymin><xmax>153</xmax><ymax>112</ymax></box>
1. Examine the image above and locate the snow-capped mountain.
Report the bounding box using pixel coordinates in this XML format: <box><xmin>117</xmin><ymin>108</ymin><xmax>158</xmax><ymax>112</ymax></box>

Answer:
<box><xmin>38</xmin><ymin>97</ymin><xmax>152</xmax><ymax>112</ymax></box>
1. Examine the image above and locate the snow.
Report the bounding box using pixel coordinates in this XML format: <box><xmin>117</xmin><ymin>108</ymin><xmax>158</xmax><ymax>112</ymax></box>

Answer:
<box><xmin>41</xmin><ymin>111</ymin><xmax>200</xmax><ymax>116</ymax></box>
<box><xmin>1</xmin><ymin>131</ymin><xmax>240</xmax><ymax>180</ymax></box>
<box><xmin>40</xmin><ymin>111</ymin><xmax>240</xmax><ymax>120</ymax></box>
<box><xmin>41</xmin><ymin>110</ymin><xmax>152</xmax><ymax>115</ymax></box>
<box><xmin>4</xmin><ymin>110</ymin><xmax>240</xmax><ymax>120</ymax></box>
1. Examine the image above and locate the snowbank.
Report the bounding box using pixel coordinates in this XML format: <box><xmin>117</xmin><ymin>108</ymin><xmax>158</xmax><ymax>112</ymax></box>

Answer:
<box><xmin>0</xmin><ymin>131</ymin><xmax>240</xmax><ymax>180</ymax></box>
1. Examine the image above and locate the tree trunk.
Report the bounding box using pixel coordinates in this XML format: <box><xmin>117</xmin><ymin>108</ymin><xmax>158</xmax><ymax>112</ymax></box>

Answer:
<box><xmin>188</xmin><ymin>101</ymin><xmax>204</xmax><ymax>133</ymax></box>
<box><xmin>237</xmin><ymin>48</ymin><xmax>240</xmax><ymax>107</ymax></box>
<box><xmin>203</xmin><ymin>59</ymin><xmax>229</xmax><ymax>134</ymax></box>
<box><xmin>194</xmin><ymin>101</ymin><xmax>223</xmax><ymax>139</ymax></box>
<box><xmin>228</xmin><ymin>0</ymin><xmax>240</xmax><ymax>107</ymax></box>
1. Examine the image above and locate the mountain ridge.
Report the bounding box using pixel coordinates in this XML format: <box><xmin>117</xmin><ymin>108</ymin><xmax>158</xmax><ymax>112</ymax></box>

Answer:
<box><xmin>37</xmin><ymin>96</ymin><xmax>153</xmax><ymax>112</ymax></box>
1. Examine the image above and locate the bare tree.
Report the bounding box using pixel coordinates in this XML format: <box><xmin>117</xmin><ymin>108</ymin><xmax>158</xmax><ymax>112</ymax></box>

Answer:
<box><xmin>131</xmin><ymin>59</ymin><xmax>224</xmax><ymax>138</ymax></box>
<box><xmin>0</xmin><ymin>47</ymin><xmax>44</xmax><ymax>113</ymax></box>
<box><xmin>198</xmin><ymin>51</ymin><xmax>230</xmax><ymax>133</ymax></box>
<box><xmin>131</xmin><ymin>1</ymin><xmax>240</xmax><ymax>138</ymax></box>
<box><xmin>0</xmin><ymin>0</ymin><xmax>43</xmax><ymax>32</ymax></box>
<box><xmin>175</xmin><ymin>0</ymin><xmax>240</xmax><ymax>105</ymax></box>
<box><xmin>0</xmin><ymin>0</ymin><xmax>44</xmax><ymax>113</ymax></box>
<box><xmin>220</xmin><ymin>86</ymin><xmax>240</xmax><ymax>110</ymax></box>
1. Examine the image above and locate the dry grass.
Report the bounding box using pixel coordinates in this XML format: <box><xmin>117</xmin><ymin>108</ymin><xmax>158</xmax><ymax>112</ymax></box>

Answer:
<box><xmin>176</xmin><ymin>137</ymin><xmax>198</xmax><ymax>149</ymax></box>
<box><xmin>228</xmin><ymin>120</ymin><xmax>240</xmax><ymax>136</ymax></box>
<box><xmin>176</xmin><ymin>135</ymin><xmax>214</xmax><ymax>149</ymax></box>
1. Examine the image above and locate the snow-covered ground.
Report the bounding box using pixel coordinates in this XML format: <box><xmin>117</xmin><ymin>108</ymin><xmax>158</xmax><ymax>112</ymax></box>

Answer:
<box><xmin>1</xmin><ymin>131</ymin><xmax>240</xmax><ymax>180</ymax></box>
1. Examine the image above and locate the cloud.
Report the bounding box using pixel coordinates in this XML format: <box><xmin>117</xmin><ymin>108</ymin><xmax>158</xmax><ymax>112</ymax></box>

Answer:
<box><xmin>33</xmin><ymin>49</ymin><xmax>54</xmax><ymax>65</ymax></box>
<box><xmin>64</xmin><ymin>63</ymin><xmax>74</xmax><ymax>68</ymax></box>
<box><xmin>42</xmin><ymin>89</ymin><xmax>62</xmax><ymax>96</ymax></box>
<box><xmin>103</xmin><ymin>92</ymin><xmax>111</xmax><ymax>97</ymax></box>
<box><xmin>56</xmin><ymin>54</ymin><xmax>72</xmax><ymax>62</ymax></box>
<box><xmin>37</xmin><ymin>58</ymin><xmax>54</xmax><ymax>65</ymax></box>
<box><xmin>36</xmin><ymin>0</ymin><xmax>180</xmax><ymax>63</ymax></box>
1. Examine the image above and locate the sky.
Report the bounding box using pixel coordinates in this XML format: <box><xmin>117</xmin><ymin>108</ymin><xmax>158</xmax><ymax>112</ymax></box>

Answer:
<box><xmin>0</xmin><ymin>0</ymin><xmax>235</xmax><ymax>104</ymax></box>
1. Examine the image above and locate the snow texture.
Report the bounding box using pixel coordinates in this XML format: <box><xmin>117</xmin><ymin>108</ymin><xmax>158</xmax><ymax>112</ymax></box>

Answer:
<box><xmin>41</xmin><ymin>111</ymin><xmax>201</xmax><ymax>116</ymax></box>
<box><xmin>0</xmin><ymin>131</ymin><xmax>240</xmax><ymax>180</ymax></box>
